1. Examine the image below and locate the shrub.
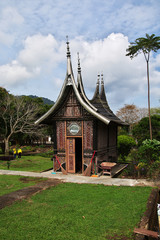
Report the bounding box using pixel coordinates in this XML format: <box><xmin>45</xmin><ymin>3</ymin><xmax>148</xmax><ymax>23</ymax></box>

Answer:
<box><xmin>125</xmin><ymin>139</ymin><xmax>160</xmax><ymax>178</ymax></box>
<box><xmin>137</xmin><ymin>139</ymin><xmax>160</xmax><ymax>164</ymax></box>
<box><xmin>117</xmin><ymin>135</ymin><xmax>136</xmax><ymax>162</ymax></box>
<box><xmin>132</xmin><ymin>115</ymin><xmax>160</xmax><ymax>145</ymax></box>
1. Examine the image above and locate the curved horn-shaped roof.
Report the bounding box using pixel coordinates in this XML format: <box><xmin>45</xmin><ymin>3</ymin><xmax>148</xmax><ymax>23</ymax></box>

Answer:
<box><xmin>35</xmin><ymin>41</ymin><xmax>110</xmax><ymax>125</ymax></box>
<box><xmin>77</xmin><ymin>53</ymin><xmax>97</xmax><ymax>112</ymax></box>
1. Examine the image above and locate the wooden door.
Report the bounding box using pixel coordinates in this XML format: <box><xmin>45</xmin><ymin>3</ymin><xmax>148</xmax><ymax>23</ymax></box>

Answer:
<box><xmin>66</xmin><ymin>138</ymin><xmax>75</xmax><ymax>173</ymax></box>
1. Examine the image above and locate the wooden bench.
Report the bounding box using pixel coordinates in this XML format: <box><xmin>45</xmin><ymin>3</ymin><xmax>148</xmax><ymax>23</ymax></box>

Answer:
<box><xmin>100</xmin><ymin>162</ymin><xmax>117</xmax><ymax>175</ymax></box>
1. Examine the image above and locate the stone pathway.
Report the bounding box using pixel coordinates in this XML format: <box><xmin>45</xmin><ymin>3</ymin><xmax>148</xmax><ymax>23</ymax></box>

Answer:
<box><xmin>0</xmin><ymin>169</ymin><xmax>159</xmax><ymax>187</ymax></box>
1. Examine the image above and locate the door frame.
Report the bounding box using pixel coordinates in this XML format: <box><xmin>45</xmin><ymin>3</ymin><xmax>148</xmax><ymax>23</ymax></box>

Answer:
<box><xmin>66</xmin><ymin>137</ymin><xmax>75</xmax><ymax>173</ymax></box>
<box><xmin>66</xmin><ymin>136</ymin><xmax>83</xmax><ymax>173</ymax></box>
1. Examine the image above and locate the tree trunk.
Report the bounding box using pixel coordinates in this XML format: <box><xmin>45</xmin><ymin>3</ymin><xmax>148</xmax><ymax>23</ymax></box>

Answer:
<box><xmin>147</xmin><ymin>60</ymin><xmax>152</xmax><ymax>140</ymax></box>
<box><xmin>4</xmin><ymin>138</ymin><xmax>9</xmax><ymax>154</ymax></box>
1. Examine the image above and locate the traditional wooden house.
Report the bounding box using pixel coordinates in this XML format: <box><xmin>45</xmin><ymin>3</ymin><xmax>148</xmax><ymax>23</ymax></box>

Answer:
<box><xmin>35</xmin><ymin>41</ymin><xmax>124</xmax><ymax>174</ymax></box>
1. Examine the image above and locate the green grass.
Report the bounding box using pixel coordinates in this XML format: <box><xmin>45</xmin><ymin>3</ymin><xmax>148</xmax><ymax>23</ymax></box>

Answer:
<box><xmin>0</xmin><ymin>183</ymin><xmax>152</xmax><ymax>240</ymax></box>
<box><xmin>0</xmin><ymin>175</ymin><xmax>46</xmax><ymax>196</ymax></box>
<box><xmin>0</xmin><ymin>155</ymin><xmax>53</xmax><ymax>172</ymax></box>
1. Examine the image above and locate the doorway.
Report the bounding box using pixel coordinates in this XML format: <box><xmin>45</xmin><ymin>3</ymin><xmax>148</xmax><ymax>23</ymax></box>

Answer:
<box><xmin>75</xmin><ymin>138</ymin><xmax>82</xmax><ymax>173</ymax></box>
<box><xmin>66</xmin><ymin>137</ymin><xmax>82</xmax><ymax>173</ymax></box>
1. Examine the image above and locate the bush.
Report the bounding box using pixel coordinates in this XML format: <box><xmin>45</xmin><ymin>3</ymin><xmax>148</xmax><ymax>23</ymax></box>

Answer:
<box><xmin>148</xmin><ymin>160</ymin><xmax>160</xmax><ymax>178</ymax></box>
<box><xmin>132</xmin><ymin>115</ymin><xmax>160</xmax><ymax>145</ymax></box>
<box><xmin>137</xmin><ymin>139</ymin><xmax>160</xmax><ymax>164</ymax></box>
<box><xmin>37</xmin><ymin>150</ymin><xmax>53</xmax><ymax>158</ymax></box>
<box><xmin>117</xmin><ymin>135</ymin><xmax>136</xmax><ymax>162</ymax></box>
<box><xmin>125</xmin><ymin>139</ymin><xmax>160</xmax><ymax>178</ymax></box>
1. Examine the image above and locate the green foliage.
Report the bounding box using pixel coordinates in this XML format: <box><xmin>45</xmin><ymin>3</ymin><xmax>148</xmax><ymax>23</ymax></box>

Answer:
<box><xmin>28</xmin><ymin>95</ymin><xmax>54</xmax><ymax>105</ymax></box>
<box><xmin>117</xmin><ymin>135</ymin><xmax>136</xmax><ymax>162</ymax></box>
<box><xmin>137</xmin><ymin>139</ymin><xmax>160</xmax><ymax>164</ymax></box>
<box><xmin>126</xmin><ymin>34</ymin><xmax>160</xmax><ymax>60</ymax></box>
<box><xmin>148</xmin><ymin>160</ymin><xmax>160</xmax><ymax>178</ymax></box>
<box><xmin>22</xmin><ymin>146</ymin><xmax>34</xmax><ymax>151</ymax></box>
<box><xmin>124</xmin><ymin>139</ymin><xmax>160</xmax><ymax>178</ymax></box>
<box><xmin>0</xmin><ymin>87</ymin><xmax>8</xmax><ymax>99</ymax></box>
<box><xmin>118</xmin><ymin>126</ymin><xmax>129</xmax><ymax>136</ymax></box>
<box><xmin>37</xmin><ymin>150</ymin><xmax>53</xmax><ymax>158</ymax></box>
<box><xmin>126</xmin><ymin>34</ymin><xmax>160</xmax><ymax>140</ymax></box>
<box><xmin>151</xmin><ymin>107</ymin><xmax>160</xmax><ymax>115</ymax></box>
<box><xmin>0</xmin><ymin>183</ymin><xmax>152</xmax><ymax>240</ymax></box>
<box><xmin>132</xmin><ymin>115</ymin><xmax>160</xmax><ymax>145</ymax></box>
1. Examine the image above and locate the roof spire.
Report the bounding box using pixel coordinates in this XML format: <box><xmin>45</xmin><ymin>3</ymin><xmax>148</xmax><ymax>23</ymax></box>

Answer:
<box><xmin>97</xmin><ymin>73</ymin><xmax>100</xmax><ymax>87</ymax></box>
<box><xmin>66</xmin><ymin>35</ymin><xmax>70</xmax><ymax>58</ymax></box>
<box><xmin>65</xmin><ymin>36</ymin><xmax>74</xmax><ymax>85</ymax></box>
<box><xmin>91</xmin><ymin>74</ymin><xmax>100</xmax><ymax>101</ymax></box>
<box><xmin>77</xmin><ymin>52</ymin><xmax>81</xmax><ymax>73</ymax></box>
<box><xmin>101</xmin><ymin>72</ymin><xmax>104</xmax><ymax>86</ymax></box>
<box><xmin>100</xmin><ymin>73</ymin><xmax>107</xmax><ymax>102</ymax></box>
<box><xmin>77</xmin><ymin>53</ymin><xmax>98</xmax><ymax>111</ymax></box>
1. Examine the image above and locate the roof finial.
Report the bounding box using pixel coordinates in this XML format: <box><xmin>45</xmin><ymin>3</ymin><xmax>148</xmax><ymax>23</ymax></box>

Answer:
<box><xmin>66</xmin><ymin>35</ymin><xmax>70</xmax><ymax>58</ymax></box>
<box><xmin>97</xmin><ymin>73</ymin><xmax>100</xmax><ymax>85</ymax></box>
<box><xmin>77</xmin><ymin>52</ymin><xmax>81</xmax><ymax>73</ymax></box>
<box><xmin>101</xmin><ymin>72</ymin><xmax>104</xmax><ymax>85</ymax></box>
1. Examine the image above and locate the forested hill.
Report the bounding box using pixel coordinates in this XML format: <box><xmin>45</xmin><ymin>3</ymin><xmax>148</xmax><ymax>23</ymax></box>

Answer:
<box><xmin>28</xmin><ymin>95</ymin><xmax>54</xmax><ymax>105</ymax></box>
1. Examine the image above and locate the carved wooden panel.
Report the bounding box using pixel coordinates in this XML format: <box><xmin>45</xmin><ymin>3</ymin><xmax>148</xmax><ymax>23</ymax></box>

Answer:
<box><xmin>67</xmin><ymin>138</ymin><xmax>75</xmax><ymax>173</ymax></box>
<box><xmin>56</xmin><ymin>121</ymin><xmax>65</xmax><ymax>150</ymax></box>
<box><xmin>65</xmin><ymin>106</ymin><xmax>73</xmax><ymax>116</ymax></box>
<box><xmin>74</xmin><ymin>106</ymin><xmax>81</xmax><ymax>116</ymax></box>
<box><xmin>83</xmin><ymin>121</ymin><xmax>93</xmax><ymax>150</ymax></box>
<box><xmin>54</xmin><ymin>88</ymin><xmax>82</xmax><ymax>118</ymax></box>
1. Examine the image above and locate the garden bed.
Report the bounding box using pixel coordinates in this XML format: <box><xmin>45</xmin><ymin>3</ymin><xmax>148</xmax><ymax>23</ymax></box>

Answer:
<box><xmin>0</xmin><ymin>155</ymin><xmax>14</xmax><ymax>161</ymax></box>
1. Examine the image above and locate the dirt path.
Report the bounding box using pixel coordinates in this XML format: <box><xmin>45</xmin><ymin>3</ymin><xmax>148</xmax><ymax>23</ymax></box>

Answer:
<box><xmin>0</xmin><ymin>178</ymin><xmax>61</xmax><ymax>210</ymax></box>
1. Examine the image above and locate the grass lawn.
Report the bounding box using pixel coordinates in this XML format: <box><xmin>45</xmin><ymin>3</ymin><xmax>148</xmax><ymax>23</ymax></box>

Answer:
<box><xmin>0</xmin><ymin>155</ymin><xmax>53</xmax><ymax>172</ymax></box>
<box><xmin>0</xmin><ymin>175</ymin><xmax>47</xmax><ymax>196</ymax></box>
<box><xmin>0</xmin><ymin>183</ymin><xmax>152</xmax><ymax>240</ymax></box>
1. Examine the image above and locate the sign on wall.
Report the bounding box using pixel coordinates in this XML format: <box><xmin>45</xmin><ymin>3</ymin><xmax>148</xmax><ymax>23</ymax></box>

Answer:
<box><xmin>66</xmin><ymin>121</ymin><xmax>82</xmax><ymax>136</ymax></box>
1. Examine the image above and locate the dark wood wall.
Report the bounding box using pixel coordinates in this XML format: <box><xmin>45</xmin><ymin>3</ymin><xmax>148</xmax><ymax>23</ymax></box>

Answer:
<box><xmin>97</xmin><ymin>121</ymin><xmax>117</xmax><ymax>162</ymax></box>
<box><xmin>51</xmin><ymin>87</ymin><xmax>118</xmax><ymax>169</ymax></box>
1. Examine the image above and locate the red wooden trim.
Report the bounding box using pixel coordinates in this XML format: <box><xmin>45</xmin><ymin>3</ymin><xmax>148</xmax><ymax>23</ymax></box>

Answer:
<box><xmin>55</xmin><ymin>155</ymin><xmax>61</xmax><ymax>166</ymax></box>
<box><xmin>91</xmin><ymin>151</ymin><xmax>96</xmax><ymax>164</ymax></box>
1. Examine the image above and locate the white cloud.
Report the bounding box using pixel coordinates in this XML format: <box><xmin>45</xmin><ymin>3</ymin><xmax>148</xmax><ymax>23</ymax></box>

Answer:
<box><xmin>0</xmin><ymin>6</ymin><xmax>24</xmax><ymax>45</ymax></box>
<box><xmin>0</xmin><ymin>34</ymin><xmax>66</xmax><ymax>93</ymax></box>
<box><xmin>0</xmin><ymin>32</ymin><xmax>160</xmax><ymax>111</ymax></box>
<box><xmin>0</xmin><ymin>62</ymin><xmax>31</xmax><ymax>87</ymax></box>
<box><xmin>18</xmin><ymin>34</ymin><xmax>61</xmax><ymax>70</ymax></box>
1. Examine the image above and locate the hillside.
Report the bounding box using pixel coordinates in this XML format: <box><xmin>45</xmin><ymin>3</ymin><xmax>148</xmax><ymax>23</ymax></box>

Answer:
<box><xmin>28</xmin><ymin>95</ymin><xmax>54</xmax><ymax>105</ymax></box>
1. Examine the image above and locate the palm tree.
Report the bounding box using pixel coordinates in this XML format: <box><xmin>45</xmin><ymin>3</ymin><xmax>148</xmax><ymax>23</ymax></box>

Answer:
<box><xmin>126</xmin><ymin>34</ymin><xmax>160</xmax><ymax>140</ymax></box>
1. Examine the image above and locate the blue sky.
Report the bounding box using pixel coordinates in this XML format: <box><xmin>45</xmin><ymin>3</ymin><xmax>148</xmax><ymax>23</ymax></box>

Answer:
<box><xmin>0</xmin><ymin>0</ymin><xmax>160</xmax><ymax>112</ymax></box>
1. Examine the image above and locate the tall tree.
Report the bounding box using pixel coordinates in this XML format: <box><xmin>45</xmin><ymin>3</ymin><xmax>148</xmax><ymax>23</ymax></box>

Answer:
<box><xmin>0</xmin><ymin>94</ymin><xmax>43</xmax><ymax>153</ymax></box>
<box><xmin>117</xmin><ymin>104</ymin><xmax>140</xmax><ymax>124</ymax></box>
<box><xmin>126</xmin><ymin>34</ymin><xmax>160</xmax><ymax>140</ymax></box>
<box><xmin>116</xmin><ymin>104</ymin><xmax>148</xmax><ymax>133</ymax></box>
